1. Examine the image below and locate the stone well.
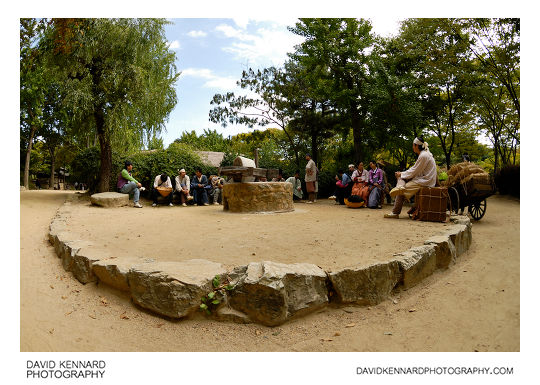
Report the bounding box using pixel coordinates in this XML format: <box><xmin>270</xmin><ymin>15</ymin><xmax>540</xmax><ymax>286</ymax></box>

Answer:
<box><xmin>222</xmin><ymin>182</ymin><xmax>294</xmax><ymax>213</ymax></box>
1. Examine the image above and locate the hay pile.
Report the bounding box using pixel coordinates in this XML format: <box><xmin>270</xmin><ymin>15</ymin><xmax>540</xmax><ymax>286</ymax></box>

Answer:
<box><xmin>442</xmin><ymin>162</ymin><xmax>490</xmax><ymax>188</ymax></box>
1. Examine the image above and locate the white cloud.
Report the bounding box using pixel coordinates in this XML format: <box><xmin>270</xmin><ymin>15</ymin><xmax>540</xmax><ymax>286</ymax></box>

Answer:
<box><xmin>187</xmin><ymin>30</ymin><xmax>207</xmax><ymax>38</ymax></box>
<box><xmin>168</xmin><ymin>40</ymin><xmax>181</xmax><ymax>50</ymax></box>
<box><xmin>216</xmin><ymin>23</ymin><xmax>304</xmax><ymax>68</ymax></box>
<box><xmin>180</xmin><ymin>68</ymin><xmax>238</xmax><ymax>91</ymax></box>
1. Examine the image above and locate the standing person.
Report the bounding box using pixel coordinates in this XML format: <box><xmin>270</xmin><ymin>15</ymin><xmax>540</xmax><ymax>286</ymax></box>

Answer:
<box><xmin>367</xmin><ymin>161</ymin><xmax>384</xmax><ymax>209</ymax></box>
<box><xmin>151</xmin><ymin>173</ymin><xmax>173</xmax><ymax>207</ymax></box>
<box><xmin>384</xmin><ymin>136</ymin><xmax>437</xmax><ymax>218</ymax></box>
<box><xmin>286</xmin><ymin>170</ymin><xmax>303</xmax><ymax>201</ymax></box>
<box><xmin>190</xmin><ymin>168</ymin><xmax>210</xmax><ymax>206</ymax></box>
<box><xmin>305</xmin><ymin>154</ymin><xmax>317</xmax><ymax>203</ymax></box>
<box><xmin>117</xmin><ymin>160</ymin><xmax>145</xmax><ymax>208</ymax></box>
<box><xmin>334</xmin><ymin>169</ymin><xmax>352</xmax><ymax>205</ymax></box>
<box><xmin>174</xmin><ymin>169</ymin><xmax>192</xmax><ymax>207</ymax></box>
<box><xmin>350</xmin><ymin>162</ymin><xmax>370</xmax><ymax>202</ymax></box>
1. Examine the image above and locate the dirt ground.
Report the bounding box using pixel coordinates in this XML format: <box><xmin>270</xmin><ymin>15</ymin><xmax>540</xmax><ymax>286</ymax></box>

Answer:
<box><xmin>64</xmin><ymin>194</ymin><xmax>447</xmax><ymax>271</ymax></box>
<box><xmin>20</xmin><ymin>190</ymin><xmax>519</xmax><ymax>353</ymax></box>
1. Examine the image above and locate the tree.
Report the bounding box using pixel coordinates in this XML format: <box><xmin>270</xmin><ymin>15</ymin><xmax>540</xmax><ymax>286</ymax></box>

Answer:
<box><xmin>396</xmin><ymin>19</ymin><xmax>480</xmax><ymax>168</ymax></box>
<box><xmin>209</xmin><ymin>67</ymin><xmax>301</xmax><ymax>167</ymax></box>
<box><xmin>40</xmin><ymin>18</ymin><xmax>179</xmax><ymax>192</ymax></box>
<box><xmin>464</xmin><ymin>18</ymin><xmax>520</xmax><ymax>173</ymax></box>
<box><xmin>288</xmin><ymin>18</ymin><xmax>375</xmax><ymax>163</ymax></box>
<box><xmin>20</xmin><ymin>18</ymin><xmax>48</xmax><ymax>188</ymax></box>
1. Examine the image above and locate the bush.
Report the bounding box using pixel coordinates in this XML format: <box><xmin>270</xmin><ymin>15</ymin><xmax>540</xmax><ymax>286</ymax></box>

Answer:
<box><xmin>71</xmin><ymin>144</ymin><xmax>218</xmax><ymax>193</ymax></box>
<box><xmin>494</xmin><ymin>165</ymin><xmax>520</xmax><ymax>198</ymax></box>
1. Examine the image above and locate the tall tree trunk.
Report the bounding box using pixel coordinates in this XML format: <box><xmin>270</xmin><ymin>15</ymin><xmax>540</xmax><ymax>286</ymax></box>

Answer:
<box><xmin>95</xmin><ymin>108</ymin><xmax>112</xmax><ymax>193</ymax></box>
<box><xmin>23</xmin><ymin>124</ymin><xmax>37</xmax><ymax>189</ymax></box>
<box><xmin>351</xmin><ymin>107</ymin><xmax>362</xmax><ymax>164</ymax></box>
<box><xmin>49</xmin><ymin>149</ymin><xmax>56</xmax><ymax>189</ymax></box>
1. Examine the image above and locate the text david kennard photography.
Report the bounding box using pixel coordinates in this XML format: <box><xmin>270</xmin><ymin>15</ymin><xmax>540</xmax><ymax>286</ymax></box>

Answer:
<box><xmin>27</xmin><ymin>360</ymin><xmax>106</xmax><ymax>379</ymax></box>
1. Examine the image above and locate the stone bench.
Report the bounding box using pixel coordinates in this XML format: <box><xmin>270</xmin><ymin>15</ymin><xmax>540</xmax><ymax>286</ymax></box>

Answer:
<box><xmin>90</xmin><ymin>192</ymin><xmax>129</xmax><ymax>208</ymax></box>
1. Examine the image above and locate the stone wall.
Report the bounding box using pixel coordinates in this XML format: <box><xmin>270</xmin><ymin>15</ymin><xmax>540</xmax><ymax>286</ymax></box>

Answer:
<box><xmin>222</xmin><ymin>182</ymin><xmax>294</xmax><ymax>213</ymax></box>
<box><xmin>48</xmin><ymin>195</ymin><xmax>473</xmax><ymax>326</ymax></box>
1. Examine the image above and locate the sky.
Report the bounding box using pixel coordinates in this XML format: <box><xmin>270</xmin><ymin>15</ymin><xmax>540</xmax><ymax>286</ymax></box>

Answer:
<box><xmin>161</xmin><ymin>17</ymin><xmax>403</xmax><ymax>146</ymax></box>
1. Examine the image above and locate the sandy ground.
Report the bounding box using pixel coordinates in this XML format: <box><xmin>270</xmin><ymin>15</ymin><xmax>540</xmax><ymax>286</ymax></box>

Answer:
<box><xmin>65</xmin><ymin>194</ymin><xmax>446</xmax><ymax>271</ymax></box>
<box><xmin>20</xmin><ymin>190</ymin><xmax>519</xmax><ymax>352</ymax></box>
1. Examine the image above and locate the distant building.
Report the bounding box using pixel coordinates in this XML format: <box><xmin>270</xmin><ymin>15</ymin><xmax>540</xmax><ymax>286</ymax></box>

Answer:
<box><xmin>195</xmin><ymin>151</ymin><xmax>225</xmax><ymax>168</ymax></box>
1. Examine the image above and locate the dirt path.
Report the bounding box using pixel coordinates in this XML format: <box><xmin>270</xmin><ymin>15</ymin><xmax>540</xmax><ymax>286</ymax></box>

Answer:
<box><xmin>20</xmin><ymin>190</ymin><xmax>519</xmax><ymax>352</ymax></box>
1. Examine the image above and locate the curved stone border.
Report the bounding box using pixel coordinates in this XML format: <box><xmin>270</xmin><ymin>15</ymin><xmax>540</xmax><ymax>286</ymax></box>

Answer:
<box><xmin>48</xmin><ymin>195</ymin><xmax>472</xmax><ymax>326</ymax></box>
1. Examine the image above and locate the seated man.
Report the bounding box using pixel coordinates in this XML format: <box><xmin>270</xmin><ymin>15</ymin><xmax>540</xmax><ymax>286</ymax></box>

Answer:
<box><xmin>286</xmin><ymin>170</ymin><xmax>303</xmax><ymax>201</ymax></box>
<box><xmin>210</xmin><ymin>175</ymin><xmax>224</xmax><ymax>205</ymax></box>
<box><xmin>334</xmin><ymin>169</ymin><xmax>352</xmax><ymax>205</ymax></box>
<box><xmin>174</xmin><ymin>168</ymin><xmax>192</xmax><ymax>207</ymax></box>
<box><xmin>190</xmin><ymin>168</ymin><xmax>210</xmax><ymax>206</ymax></box>
<box><xmin>151</xmin><ymin>173</ymin><xmax>173</xmax><ymax>207</ymax></box>
<box><xmin>384</xmin><ymin>136</ymin><xmax>437</xmax><ymax>218</ymax></box>
<box><xmin>117</xmin><ymin>160</ymin><xmax>145</xmax><ymax>208</ymax></box>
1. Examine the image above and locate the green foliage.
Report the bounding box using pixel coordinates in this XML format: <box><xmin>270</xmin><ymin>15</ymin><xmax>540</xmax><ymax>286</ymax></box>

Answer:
<box><xmin>199</xmin><ymin>275</ymin><xmax>235</xmax><ymax>316</ymax></box>
<box><xmin>70</xmin><ymin>143</ymin><xmax>217</xmax><ymax>193</ymax></box>
<box><xmin>40</xmin><ymin>18</ymin><xmax>180</xmax><ymax>191</ymax></box>
<box><xmin>175</xmin><ymin>129</ymin><xmax>232</xmax><ymax>152</ymax></box>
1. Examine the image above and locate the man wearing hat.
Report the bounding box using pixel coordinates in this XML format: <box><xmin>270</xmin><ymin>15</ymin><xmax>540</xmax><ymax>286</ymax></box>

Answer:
<box><xmin>117</xmin><ymin>160</ymin><xmax>145</xmax><ymax>208</ymax></box>
<box><xmin>174</xmin><ymin>168</ymin><xmax>192</xmax><ymax>207</ymax></box>
<box><xmin>384</xmin><ymin>136</ymin><xmax>437</xmax><ymax>218</ymax></box>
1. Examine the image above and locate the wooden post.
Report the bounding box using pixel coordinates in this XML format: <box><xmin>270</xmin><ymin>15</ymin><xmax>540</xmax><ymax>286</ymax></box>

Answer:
<box><xmin>254</xmin><ymin>148</ymin><xmax>259</xmax><ymax>168</ymax></box>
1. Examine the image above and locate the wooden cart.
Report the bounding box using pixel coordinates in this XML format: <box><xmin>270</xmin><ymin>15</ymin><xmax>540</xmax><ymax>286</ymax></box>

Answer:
<box><xmin>447</xmin><ymin>175</ymin><xmax>496</xmax><ymax>220</ymax></box>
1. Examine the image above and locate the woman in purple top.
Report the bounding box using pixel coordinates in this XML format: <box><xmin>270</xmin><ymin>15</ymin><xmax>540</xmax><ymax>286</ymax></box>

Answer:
<box><xmin>367</xmin><ymin>160</ymin><xmax>384</xmax><ymax>209</ymax></box>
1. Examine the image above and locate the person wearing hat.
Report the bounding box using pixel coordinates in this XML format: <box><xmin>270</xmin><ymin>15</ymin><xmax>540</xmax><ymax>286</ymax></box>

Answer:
<box><xmin>384</xmin><ymin>136</ymin><xmax>437</xmax><ymax>218</ymax></box>
<box><xmin>117</xmin><ymin>160</ymin><xmax>145</xmax><ymax>208</ymax></box>
<box><xmin>174</xmin><ymin>168</ymin><xmax>192</xmax><ymax>207</ymax></box>
<box><xmin>304</xmin><ymin>154</ymin><xmax>317</xmax><ymax>203</ymax></box>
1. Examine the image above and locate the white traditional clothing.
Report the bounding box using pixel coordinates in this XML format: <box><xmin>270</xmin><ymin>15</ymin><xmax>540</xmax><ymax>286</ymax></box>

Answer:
<box><xmin>390</xmin><ymin>150</ymin><xmax>437</xmax><ymax>199</ymax></box>
<box><xmin>286</xmin><ymin>176</ymin><xmax>303</xmax><ymax>199</ymax></box>
<box><xmin>351</xmin><ymin>168</ymin><xmax>369</xmax><ymax>183</ymax></box>
<box><xmin>305</xmin><ymin>159</ymin><xmax>317</xmax><ymax>182</ymax></box>
<box><xmin>153</xmin><ymin>175</ymin><xmax>172</xmax><ymax>189</ymax></box>
<box><xmin>175</xmin><ymin>174</ymin><xmax>190</xmax><ymax>193</ymax></box>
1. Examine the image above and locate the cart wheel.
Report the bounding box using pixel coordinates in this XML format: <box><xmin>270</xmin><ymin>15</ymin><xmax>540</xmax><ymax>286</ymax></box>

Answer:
<box><xmin>468</xmin><ymin>199</ymin><xmax>487</xmax><ymax>220</ymax></box>
<box><xmin>447</xmin><ymin>187</ymin><xmax>460</xmax><ymax>214</ymax></box>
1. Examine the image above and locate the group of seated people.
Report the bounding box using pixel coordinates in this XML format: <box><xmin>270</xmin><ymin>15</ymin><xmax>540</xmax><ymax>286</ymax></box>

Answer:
<box><xmin>330</xmin><ymin>161</ymin><xmax>391</xmax><ymax>209</ymax></box>
<box><xmin>117</xmin><ymin>161</ymin><xmax>225</xmax><ymax>208</ymax></box>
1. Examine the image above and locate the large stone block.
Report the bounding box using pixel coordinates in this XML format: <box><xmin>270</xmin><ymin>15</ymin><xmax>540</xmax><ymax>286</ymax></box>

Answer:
<box><xmin>222</xmin><ymin>182</ymin><xmax>294</xmax><ymax>213</ymax></box>
<box><xmin>424</xmin><ymin>234</ymin><xmax>457</xmax><ymax>268</ymax></box>
<box><xmin>328</xmin><ymin>261</ymin><xmax>401</xmax><ymax>305</ymax></box>
<box><xmin>127</xmin><ymin>259</ymin><xmax>227</xmax><ymax>319</ymax></box>
<box><xmin>395</xmin><ymin>245</ymin><xmax>437</xmax><ymax>289</ymax></box>
<box><xmin>90</xmin><ymin>192</ymin><xmax>129</xmax><ymax>208</ymax></box>
<box><xmin>92</xmin><ymin>258</ymin><xmax>138</xmax><ymax>292</ymax></box>
<box><xmin>444</xmin><ymin>224</ymin><xmax>471</xmax><ymax>257</ymax></box>
<box><xmin>228</xmin><ymin>261</ymin><xmax>328</xmax><ymax>326</ymax></box>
